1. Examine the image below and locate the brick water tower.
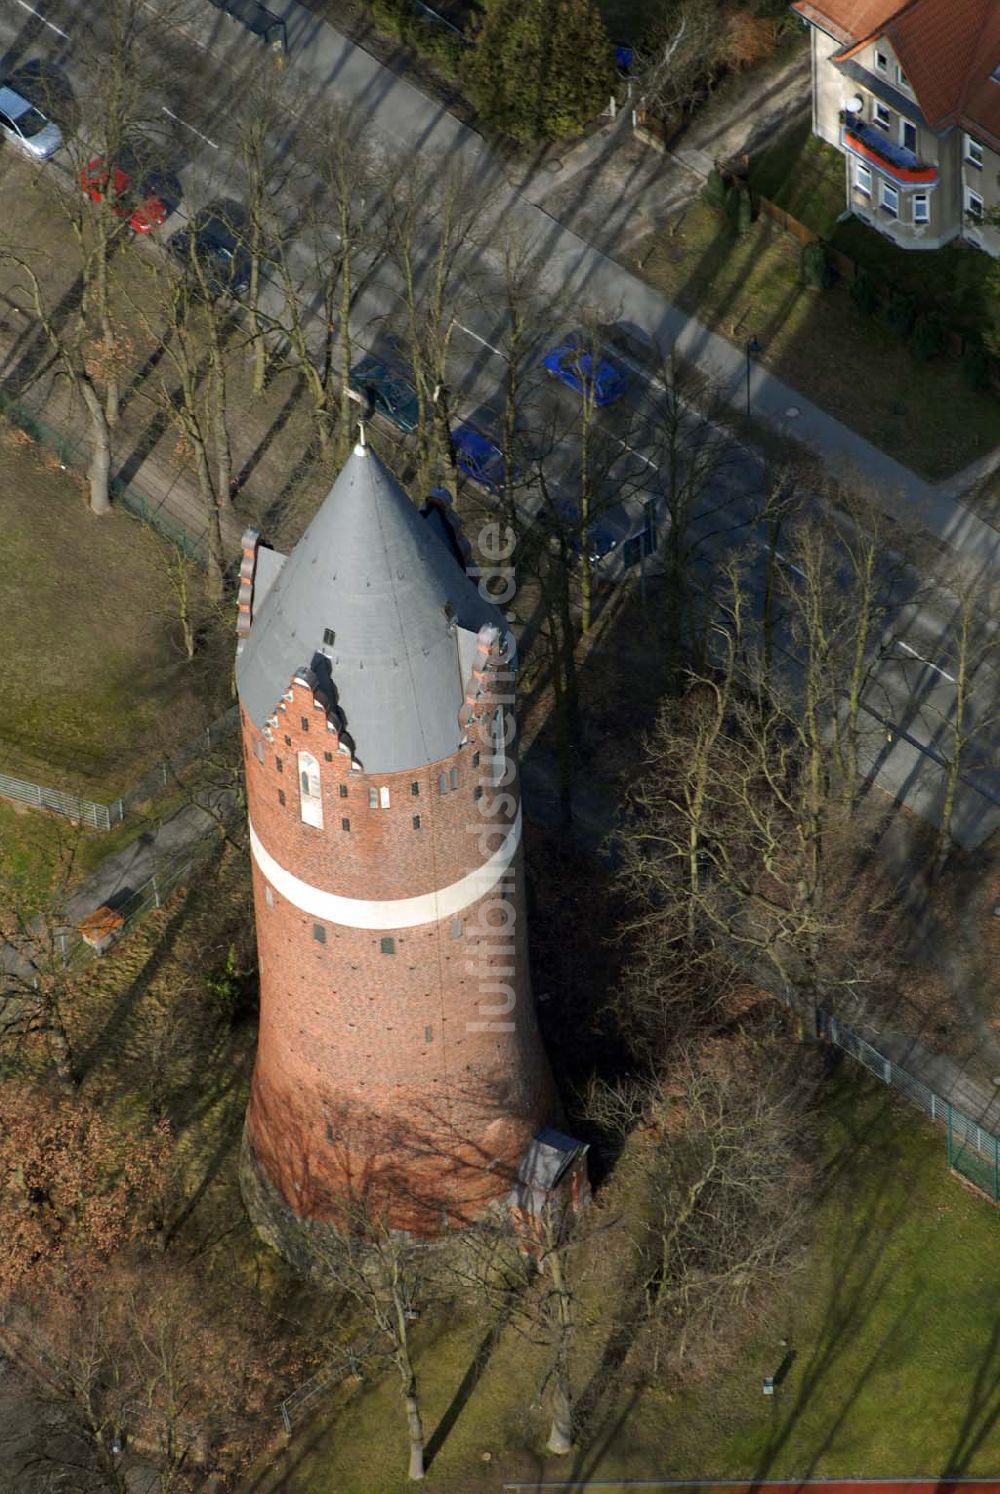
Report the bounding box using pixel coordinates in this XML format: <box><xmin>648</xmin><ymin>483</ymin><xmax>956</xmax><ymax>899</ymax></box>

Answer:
<box><xmin>234</xmin><ymin>436</ymin><xmax>556</xmax><ymax>1249</ymax></box>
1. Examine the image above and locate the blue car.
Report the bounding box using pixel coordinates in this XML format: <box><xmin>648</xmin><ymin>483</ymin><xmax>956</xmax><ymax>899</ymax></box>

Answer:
<box><xmin>453</xmin><ymin>425</ymin><xmax>518</xmax><ymax>495</ymax></box>
<box><xmin>548</xmin><ymin>498</ymin><xmax>621</xmax><ymax>563</ymax></box>
<box><xmin>542</xmin><ymin>339</ymin><xmax>629</xmax><ymax>407</ymax></box>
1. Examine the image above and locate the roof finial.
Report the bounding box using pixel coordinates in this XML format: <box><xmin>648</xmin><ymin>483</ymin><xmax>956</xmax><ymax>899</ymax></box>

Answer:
<box><xmin>354</xmin><ymin>417</ymin><xmax>367</xmax><ymax>456</ymax></box>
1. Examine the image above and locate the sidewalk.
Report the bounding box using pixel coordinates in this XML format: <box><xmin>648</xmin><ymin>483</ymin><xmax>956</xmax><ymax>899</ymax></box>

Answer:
<box><xmin>262</xmin><ymin>0</ymin><xmax>1000</xmax><ymax>570</ymax></box>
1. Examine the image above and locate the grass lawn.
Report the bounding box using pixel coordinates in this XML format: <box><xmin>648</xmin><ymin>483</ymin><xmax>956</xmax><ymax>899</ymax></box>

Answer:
<box><xmin>749</xmin><ymin>119</ymin><xmax>998</xmax><ymax>343</ymax></box>
<box><xmin>0</xmin><ymin>421</ymin><xmax>231</xmax><ymax>797</ymax></box>
<box><xmin>259</xmin><ymin>1069</ymin><xmax>1000</xmax><ymax>1491</ymax></box>
<box><xmin>636</xmin><ymin>200</ymin><xmax>1000</xmax><ymax>479</ymax></box>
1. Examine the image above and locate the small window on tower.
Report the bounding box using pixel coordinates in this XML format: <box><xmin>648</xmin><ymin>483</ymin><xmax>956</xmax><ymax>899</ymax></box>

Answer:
<box><xmin>253</xmin><ymin>739</ymin><xmax>265</xmax><ymax>763</ymax></box>
<box><xmin>341</xmin><ymin>816</ymin><xmax>351</xmax><ymax>832</ymax></box>
<box><xmin>472</xmin><ymin>751</ymin><xmax>480</xmax><ymax>768</ymax></box>
<box><xmin>369</xmin><ymin>787</ymin><xmax>378</xmax><ymax>809</ymax></box>
<box><xmin>264</xmin><ymin>885</ymin><xmax>274</xmax><ymax>907</ymax></box>
<box><xmin>339</xmin><ymin>783</ymin><xmax>348</xmax><ymax>798</ymax></box>
<box><xmin>313</xmin><ymin>924</ymin><xmax>326</xmax><ymax>944</ymax></box>
<box><xmin>450</xmin><ymin>767</ymin><xmax>459</xmax><ymax>791</ymax></box>
<box><xmin>411</xmin><ymin>781</ymin><xmax>419</xmax><ymax>796</ymax></box>
<box><xmin>474</xmin><ymin>785</ymin><xmax>483</xmax><ymax>800</ymax></box>
<box><xmin>451</xmin><ymin>919</ymin><xmax>463</xmax><ymax>939</ymax></box>
<box><xmin>324</xmin><ymin>751</ymin><xmax>333</xmax><ymax>763</ymax></box>
<box><xmin>323</xmin><ymin>627</ymin><xmax>336</xmax><ymax>647</ymax></box>
<box><xmin>275</xmin><ymin>757</ymin><xmax>283</xmax><ymax>773</ymax></box>
<box><xmin>284</xmin><ymin>735</ymin><xmax>291</xmax><ymax>747</ymax></box>
<box><xmin>379</xmin><ymin>785</ymin><xmax>390</xmax><ymax>809</ymax></box>
<box><xmin>298</xmin><ymin>751</ymin><xmax>324</xmax><ymax>829</ymax></box>
<box><xmin>412</xmin><ymin>815</ymin><xmax>421</xmax><ymax>829</ymax></box>
<box><xmin>381</xmin><ymin>937</ymin><xmax>396</xmax><ymax>955</ymax></box>
<box><xmin>301</xmin><ymin>716</ymin><xmax>310</xmax><ymax>732</ymax></box>
<box><xmin>438</xmin><ymin>773</ymin><xmax>447</xmax><ymax>795</ymax></box>
<box><xmin>278</xmin><ymin>789</ymin><xmax>286</xmax><ymax>806</ymax></box>
<box><xmin>424</xmin><ymin>1024</ymin><xmax>433</xmax><ymax>1042</ymax></box>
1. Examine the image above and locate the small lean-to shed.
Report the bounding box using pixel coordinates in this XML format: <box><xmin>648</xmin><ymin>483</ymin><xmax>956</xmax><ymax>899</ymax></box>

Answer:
<box><xmin>509</xmin><ymin>1127</ymin><xmax>590</xmax><ymax>1245</ymax></box>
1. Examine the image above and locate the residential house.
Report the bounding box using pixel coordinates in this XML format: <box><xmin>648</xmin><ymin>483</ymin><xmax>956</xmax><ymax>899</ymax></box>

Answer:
<box><xmin>793</xmin><ymin>0</ymin><xmax>1000</xmax><ymax>256</ymax></box>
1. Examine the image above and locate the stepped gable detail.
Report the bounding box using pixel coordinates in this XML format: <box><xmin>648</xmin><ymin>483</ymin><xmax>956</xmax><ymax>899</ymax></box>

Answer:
<box><xmin>236</xmin><ymin>440</ymin><xmax>557</xmax><ymax>1243</ymax></box>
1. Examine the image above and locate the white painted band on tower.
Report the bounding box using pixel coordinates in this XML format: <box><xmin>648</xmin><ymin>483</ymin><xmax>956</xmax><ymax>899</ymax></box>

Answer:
<box><xmin>249</xmin><ymin>812</ymin><xmax>522</xmax><ymax>929</ymax></box>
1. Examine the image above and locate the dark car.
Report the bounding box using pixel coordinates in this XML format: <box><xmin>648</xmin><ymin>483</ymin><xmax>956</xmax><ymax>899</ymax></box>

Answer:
<box><xmin>349</xmin><ymin>354</ymin><xmax>419</xmax><ymax>434</ymax></box>
<box><xmin>168</xmin><ymin>205</ymin><xmax>251</xmax><ymax>298</ymax></box>
<box><xmin>453</xmin><ymin>424</ymin><xmax>518</xmax><ymax>496</ymax></box>
<box><xmin>80</xmin><ymin>145</ymin><xmax>180</xmax><ymax>234</ymax></box>
<box><xmin>547</xmin><ymin>497</ymin><xmax>622</xmax><ymax>564</ymax></box>
<box><xmin>542</xmin><ymin>337</ymin><xmax>629</xmax><ymax>407</ymax></box>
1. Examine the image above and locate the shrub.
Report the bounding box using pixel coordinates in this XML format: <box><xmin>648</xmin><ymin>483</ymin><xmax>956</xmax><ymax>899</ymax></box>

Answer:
<box><xmin>884</xmin><ymin>292</ymin><xmax>916</xmax><ymax>341</ymax></box>
<box><xmin>962</xmin><ymin>341</ymin><xmax>992</xmax><ymax>391</ymax></box>
<box><xmin>850</xmin><ymin>267</ymin><xmax>878</xmax><ymax>315</ymax></box>
<box><xmin>911</xmin><ymin>313</ymin><xmax>945</xmax><ymax>363</ymax></box>
<box><xmin>800</xmin><ymin>240</ymin><xmax>833</xmax><ymax>289</ymax></box>
<box><xmin>704</xmin><ymin>168</ymin><xmax>727</xmax><ymax>211</ymax></box>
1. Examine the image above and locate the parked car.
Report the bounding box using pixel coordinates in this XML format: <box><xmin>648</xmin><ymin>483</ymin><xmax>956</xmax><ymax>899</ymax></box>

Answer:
<box><xmin>453</xmin><ymin>424</ymin><xmax>518</xmax><ymax>496</ymax></box>
<box><xmin>547</xmin><ymin>497</ymin><xmax>623</xmax><ymax>564</ymax></box>
<box><xmin>168</xmin><ymin>204</ymin><xmax>251</xmax><ymax>298</ymax></box>
<box><xmin>80</xmin><ymin>146</ymin><xmax>179</xmax><ymax>234</ymax></box>
<box><xmin>542</xmin><ymin>336</ymin><xmax>629</xmax><ymax>406</ymax></box>
<box><xmin>0</xmin><ymin>84</ymin><xmax>62</xmax><ymax>160</ymax></box>
<box><xmin>349</xmin><ymin>354</ymin><xmax>419</xmax><ymax>434</ymax></box>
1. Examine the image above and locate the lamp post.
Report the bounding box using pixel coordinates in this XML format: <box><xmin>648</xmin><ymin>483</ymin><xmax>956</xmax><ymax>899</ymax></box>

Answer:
<box><xmin>745</xmin><ymin>334</ymin><xmax>762</xmax><ymax>418</ymax></box>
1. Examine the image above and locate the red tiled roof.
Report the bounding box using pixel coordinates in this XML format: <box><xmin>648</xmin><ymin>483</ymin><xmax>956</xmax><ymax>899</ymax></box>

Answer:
<box><xmin>795</xmin><ymin>0</ymin><xmax>1000</xmax><ymax>151</ymax></box>
<box><xmin>791</xmin><ymin>0</ymin><xmax>909</xmax><ymax>46</ymax></box>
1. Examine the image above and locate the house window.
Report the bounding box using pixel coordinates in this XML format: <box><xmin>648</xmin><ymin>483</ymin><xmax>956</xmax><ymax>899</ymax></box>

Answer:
<box><xmin>967</xmin><ymin>189</ymin><xmax>985</xmax><ymax>222</ymax></box>
<box><xmin>875</xmin><ymin>50</ymin><xmax>888</xmax><ymax>72</ymax></box>
<box><xmin>966</xmin><ymin>134</ymin><xmax>984</xmax><ymax>169</ymax></box>
<box><xmin>880</xmin><ymin>180</ymin><xmax>899</xmax><ymax>217</ymax></box>
<box><xmin>895</xmin><ymin>65</ymin><xmax>909</xmax><ymax>88</ymax></box>
<box><xmin>380</xmin><ymin>937</ymin><xmax>396</xmax><ymax>955</ymax></box>
<box><xmin>874</xmin><ymin>102</ymin><xmax>891</xmax><ymax>131</ymax></box>
<box><xmin>298</xmin><ymin>751</ymin><xmax>324</xmax><ymax>829</ymax></box>
<box><xmin>913</xmin><ymin>194</ymin><xmax>929</xmax><ymax>224</ymax></box>
<box><xmin>313</xmin><ymin>924</ymin><xmax>326</xmax><ymax>944</ymax></box>
<box><xmin>901</xmin><ymin>120</ymin><xmax>917</xmax><ymax>153</ymax></box>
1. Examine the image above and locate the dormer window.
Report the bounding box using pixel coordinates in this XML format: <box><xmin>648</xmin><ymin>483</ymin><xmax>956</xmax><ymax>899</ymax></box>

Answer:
<box><xmin>895</xmin><ymin>65</ymin><xmax>909</xmax><ymax>88</ymax></box>
<box><xmin>875</xmin><ymin>50</ymin><xmax>888</xmax><ymax>72</ymax></box>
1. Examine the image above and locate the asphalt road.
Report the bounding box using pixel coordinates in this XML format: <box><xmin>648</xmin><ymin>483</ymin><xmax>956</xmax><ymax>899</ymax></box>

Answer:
<box><xmin>0</xmin><ymin>0</ymin><xmax>997</xmax><ymax>847</ymax></box>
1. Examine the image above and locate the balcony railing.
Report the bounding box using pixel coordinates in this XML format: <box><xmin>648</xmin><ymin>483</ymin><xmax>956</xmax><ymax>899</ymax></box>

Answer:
<box><xmin>841</xmin><ymin>118</ymin><xmax>938</xmax><ymax>184</ymax></box>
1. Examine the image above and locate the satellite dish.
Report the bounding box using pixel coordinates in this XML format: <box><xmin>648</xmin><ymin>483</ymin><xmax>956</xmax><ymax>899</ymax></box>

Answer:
<box><xmin>845</xmin><ymin>95</ymin><xmax>864</xmax><ymax>113</ymax></box>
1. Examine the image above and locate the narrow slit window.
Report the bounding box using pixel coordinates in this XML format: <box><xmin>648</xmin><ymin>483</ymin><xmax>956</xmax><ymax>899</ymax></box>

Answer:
<box><xmin>313</xmin><ymin>924</ymin><xmax>326</xmax><ymax>944</ymax></box>
<box><xmin>451</xmin><ymin>919</ymin><xmax>463</xmax><ymax>939</ymax></box>
<box><xmin>412</xmin><ymin>815</ymin><xmax>421</xmax><ymax>829</ymax></box>
<box><xmin>411</xmin><ymin>781</ymin><xmax>420</xmax><ymax>796</ymax></box>
<box><xmin>341</xmin><ymin>816</ymin><xmax>351</xmax><ymax>831</ymax></box>
<box><xmin>369</xmin><ymin>787</ymin><xmax>379</xmax><ymax>809</ymax></box>
<box><xmin>301</xmin><ymin>716</ymin><xmax>310</xmax><ymax>732</ymax></box>
<box><xmin>381</xmin><ymin>937</ymin><xmax>396</xmax><ymax>955</ymax></box>
<box><xmin>264</xmin><ymin>884</ymin><xmax>274</xmax><ymax>907</ymax></box>
<box><xmin>278</xmin><ymin>789</ymin><xmax>286</xmax><ymax>806</ymax></box>
<box><xmin>339</xmin><ymin>783</ymin><xmax>348</xmax><ymax>798</ymax></box>
<box><xmin>253</xmin><ymin>739</ymin><xmax>265</xmax><ymax>763</ymax></box>
<box><xmin>450</xmin><ymin>767</ymin><xmax>459</xmax><ymax>791</ymax></box>
<box><xmin>379</xmin><ymin>785</ymin><xmax>390</xmax><ymax>809</ymax></box>
<box><xmin>438</xmin><ymin>773</ymin><xmax>448</xmax><ymax>795</ymax></box>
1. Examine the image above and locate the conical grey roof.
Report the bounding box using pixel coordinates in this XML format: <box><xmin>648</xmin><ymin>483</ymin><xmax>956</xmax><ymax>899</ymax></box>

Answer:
<box><xmin>236</xmin><ymin>442</ymin><xmax>505</xmax><ymax>774</ymax></box>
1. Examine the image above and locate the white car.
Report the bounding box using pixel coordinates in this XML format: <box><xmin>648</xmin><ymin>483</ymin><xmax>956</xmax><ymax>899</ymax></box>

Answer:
<box><xmin>0</xmin><ymin>85</ymin><xmax>62</xmax><ymax>160</ymax></box>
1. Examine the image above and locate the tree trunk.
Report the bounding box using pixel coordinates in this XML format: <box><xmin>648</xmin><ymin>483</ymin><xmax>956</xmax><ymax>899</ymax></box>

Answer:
<box><xmin>79</xmin><ymin>380</ymin><xmax>113</xmax><ymax>515</ymax></box>
<box><xmin>406</xmin><ymin>1388</ymin><xmax>425</xmax><ymax>1481</ymax></box>
<box><xmin>546</xmin><ymin>1376</ymin><xmax>573</xmax><ymax>1455</ymax></box>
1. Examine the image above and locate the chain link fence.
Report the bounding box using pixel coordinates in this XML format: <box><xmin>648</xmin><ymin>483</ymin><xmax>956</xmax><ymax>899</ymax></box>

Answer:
<box><xmin>819</xmin><ymin>1009</ymin><xmax>1000</xmax><ymax>1203</ymax></box>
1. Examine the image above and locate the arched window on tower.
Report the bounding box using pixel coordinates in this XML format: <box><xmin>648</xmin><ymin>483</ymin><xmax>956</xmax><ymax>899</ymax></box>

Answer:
<box><xmin>298</xmin><ymin>751</ymin><xmax>324</xmax><ymax>829</ymax></box>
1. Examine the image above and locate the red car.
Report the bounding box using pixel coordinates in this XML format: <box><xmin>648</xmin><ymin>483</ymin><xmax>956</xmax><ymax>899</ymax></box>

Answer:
<box><xmin>80</xmin><ymin>150</ymin><xmax>175</xmax><ymax>234</ymax></box>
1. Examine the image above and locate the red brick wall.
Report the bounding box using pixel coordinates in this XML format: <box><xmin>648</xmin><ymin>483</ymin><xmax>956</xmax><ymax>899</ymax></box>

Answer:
<box><xmin>240</xmin><ymin>679</ymin><xmax>556</xmax><ymax>1235</ymax></box>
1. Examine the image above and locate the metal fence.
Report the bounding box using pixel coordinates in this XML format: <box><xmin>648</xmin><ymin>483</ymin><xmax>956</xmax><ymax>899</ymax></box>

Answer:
<box><xmin>279</xmin><ymin>1337</ymin><xmax>376</xmax><ymax>1436</ymax></box>
<box><xmin>819</xmin><ymin>1009</ymin><xmax>1000</xmax><ymax>1203</ymax></box>
<box><xmin>0</xmin><ymin>707</ymin><xmax>238</xmax><ymax>832</ymax></box>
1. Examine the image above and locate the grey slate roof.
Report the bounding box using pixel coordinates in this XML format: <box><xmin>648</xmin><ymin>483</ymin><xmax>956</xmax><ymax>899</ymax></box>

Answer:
<box><xmin>236</xmin><ymin>441</ymin><xmax>506</xmax><ymax>774</ymax></box>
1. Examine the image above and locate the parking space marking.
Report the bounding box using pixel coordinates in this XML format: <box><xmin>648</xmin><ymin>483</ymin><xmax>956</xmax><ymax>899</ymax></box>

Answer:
<box><xmin>899</xmin><ymin>639</ymin><xmax>957</xmax><ymax>684</ymax></box>
<box><xmin>161</xmin><ymin>106</ymin><xmax>218</xmax><ymax>151</ymax></box>
<box><xmin>12</xmin><ymin>0</ymin><xmax>68</xmax><ymax>38</ymax></box>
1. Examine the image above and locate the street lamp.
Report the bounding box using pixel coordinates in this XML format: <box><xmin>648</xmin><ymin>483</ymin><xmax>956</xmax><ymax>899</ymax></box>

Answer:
<box><xmin>745</xmin><ymin>334</ymin><xmax>762</xmax><ymax>418</ymax></box>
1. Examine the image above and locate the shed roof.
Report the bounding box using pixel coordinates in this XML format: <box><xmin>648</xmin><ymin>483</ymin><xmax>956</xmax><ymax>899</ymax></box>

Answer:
<box><xmin>236</xmin><ymin>441</ymin><xmax>505</xmax><ymax>774</ymax></box>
